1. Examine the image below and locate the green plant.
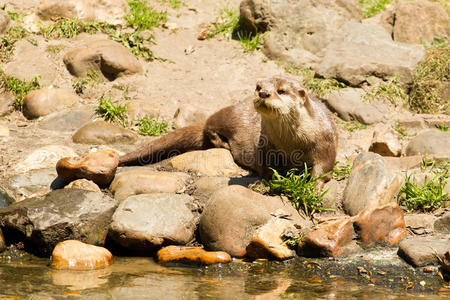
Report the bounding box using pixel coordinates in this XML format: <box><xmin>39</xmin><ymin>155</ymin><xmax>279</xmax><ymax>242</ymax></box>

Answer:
<box><xmin>109</xmin><ymin>29</ymin><xmax>158</xmax><ymax>61</ymax></box>
<box><xmin>138</xmin><ymin>117</ymin><xmax>168</xmax><ymax>136</ymax></box>
<box><xmin>166</xmin><ymin>0</ymin><xmax>183</xmax><ymax>9</ymax></box>
<box><xmin>436</xmin><ymin>123</ymin><xmax>449</xmax><ymax>132</ymax></box>
<box><xmin>6</xmin><ymin>10</ymin><xmax>24</xmax><ymax>21</ymax></box>
<box><xmin>126</xmin><ymin>0</ymin><xmax>167</xmax><ymax>30</ymax></box>
<box><xmin>333</xmin><ymin>158</ymin><xmax>352</xmax><ymax>181</ymax></box>
<box><xmin>337</xmin><ymin>119</ymin><xmax>367</xmax><ymax>132</ymax></box>
<box><xmin>45</xmin><ymin>44</ymin><xmax>66</xmax><ymax>55</ymax></box>
<box><xmin>281</xmin><ymin>235</ymin><xmax>303</xmax><ymax>249</ymax></box>
<box><xmin>206</xmin><ymin>7</ymin><xmax>240</xmax><ymax>39</ymax></box>
<box><xmin>359</xmin><ymin>0</ymin><xmax>393</xmax><ymax>18</ymax></box>
<box><xmin>41</xmin><ymin>18</ymin><xmax>116</xmax><ymax>39</ymax></box>
<box><xmin>236</xmin><ymin>30</ymin><xmax>264</xmax><ymax>52</ymax></box>
<box><xmin>0</xmin><ymin>74</ymin><xmax>41</xmax><ymax>110</ymax></box>
<box><xmin>364</xmin><ymin>77</ymin><xmax>408</xmax><ymax>105</ymax></box>
<box><xmin>391</xmin><ymin>120</ymin><xmax>415</xmax><ymax>137</ymax></box>
<box><xmin>96</xmin><ymin>96</ymin><xmax>128</xmax><ymax>126</ymax></box>
<box><xmin>263</xmin><ymin>167</ymin><xmax>330</xmax><ymax>215</ymax></box>
<box><xmin>0</xmin><ymin>25</ymin><xmax>31</xmax><ymax>62</ymax></box>
<box><xmin>73</xmin><ymin>71</ymin><xmax>102</xmax><ymax>94</ymax></box>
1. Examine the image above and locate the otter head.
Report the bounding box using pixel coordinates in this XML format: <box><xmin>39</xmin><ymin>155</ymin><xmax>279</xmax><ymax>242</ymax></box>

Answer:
<box><xmin>253</xmin><ymin>76</ymin><xmax>310</xmax><ymax>119</ymax></box>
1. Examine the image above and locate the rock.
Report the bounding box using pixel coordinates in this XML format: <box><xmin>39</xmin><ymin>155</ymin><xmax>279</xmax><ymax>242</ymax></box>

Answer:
<box><xmin>434</xmin><ymin>212</ymin><xmax>450</xmax><ymax>234</ymax></box>
<box><xmin>170</xmin><ymin>149</ymin><xmax>244</xmax><ymax>177</ymax></box>
<box><xmin>0</xmin><ymin>9</ymin><xmax>10</xmax><ymax>34</ymax></box>
<box><xmin>51</xmin><ymin>240</ymin><xmax>113</xmax><ymax>270</ymax></box>
<box><xmin>38</xmin><ymin>110</ymin><xmax>95</xmax><ymax>132</ymax></box>
<box><xmin>156</xmin><ymin>246</ymin><xmax>231</xmax><ymax>265</ymax></box>
<box><xmin>14</xmin><ymin>145</ymin><xmax>76</xmax><ymax>174</ymax></box>
<box><xmin>0</xmin><ymin>189</ymin><xmax>117</xmax><ymax>256</ymax></box>
<box><xmin>193</xmin><ymin>176</ymin><xmax>259</xmax><ymax>200</ymax></box>
<box><xmin>108</xmin><ymin>193</ymin><xmax>197</xmax><ymax>253</ymax></box>
<box><xmin>383</xmin><ymin>156</ymin><xmax>423</xmax><ymax>172</ymax></box>
<box><xmin>0</xmin><ymin>93</ymin><xmax>13</xmax><ymax>116</ymax></box>
<box><xmin>38</xmin><ymin>0</ymin><xmax>129</xmax><ymax>25</ymax></box>
<box><xmin>322</xmin><ymin>88</ymin><xmax>386</xmax><ymax>125</ymax></box>
<box><xmin>405</xmin><ymin>130</ymin><xmax>450</xmax><ymax>156</ymax></box>
<box><xmin>369</xmin><ymin>126</ymin><xmax>402</xmax><ymax>157</ymax></box>
<box><xmin>404</xmin><ymin>214</ymin><xmax>436</xmax><ymax>235</ymax></box>
<box><xmin>354</xmin><ymin>203</ymin><xmax>406</xmax><ymax>248</ymax></box>
<box><xmin>173</xmin><ymin>104</ymin><xmax>210</xmax><ymax>129</ymax></box>
<box><xmin>298</xmin><ymin>217</ymin><xmax>354</xmax><ymax>257</ymax></box>
<box><xmin>4</xmin><ymin>40</ymin><xmax>58</xmax><ymax>85</ymax></box>
<box><xmin>246</xmin><ymin>214</ymin><xmax>296</xmax><ymax>260</ymax></box>
<box><xmin>343</xmin><ymin>152</ymin><xmax>402</xmax><ymax>216</ymax></box>
<box><xmin>398</xmin><ymin>235</ymin><xmax>449</xmax><ymax>267</ymax></box>
<box><xmin>65</xmin><ymin>179</ymin><xmax>101</xmax><ymax>193</ymax></box>
<box><xmin>22</xmin><ymin>88</ymin><xmax>79</xmax><ymax>120</ymax></box>
<box><xmin>0</xmin><ymin>228</ymin><xmax>5</xmax><ymax>252</ymax></box>
<box><xmin>63</xmin><ymin>39</ymin><xmax>143</xmax><ymax>80</ymax></box>
<box><xmin>110</xmin><ymin>169</ymin><xmax>189</xmax><ymax>202</ymax></box>
<box><xmin>73</xmin><ymin>120</ymin><xmax>138</xmax><ymax>144</ymax></box>
<box><xmin>391</xmin><ymin>0</ymin><xmax>450</xmax><ymax>44</ymax></box>
<box><xmin>0</xmin><ymin>125</ymin><xmax>9</xmax><ymax>137</ymax></box>
<box><xmin>316</xmin><ymin>21</ymin><xmax>425</xmax><ymax>86</ymax></box>
<box><xmin>239</xmin><ymin>0</ymin><xmax>275</xmax><ymax>33</ymax></box>
<box><xmin>199</xmin><ymin>185</ymin><xmax>312</xmax><ymax>257</ymax></box>
<box><xmin>56</xmin><ymin>150</ymin><xmax>119</xmax><ymax>186</ymax></box>
<box><xmin>126</xmin><ymin>101</ymin><xmax>160</xmax><ymax>120</ymax></box>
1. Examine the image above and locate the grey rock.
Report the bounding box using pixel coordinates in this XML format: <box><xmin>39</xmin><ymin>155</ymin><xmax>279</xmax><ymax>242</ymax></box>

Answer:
<box><xmin>398</xmin><ymin>235</ymin><xmax>449</xmax><ymax>267</ymax></box>
<box><xmin>405</xmin><ymin>130</ymin><xmax>450</xmax><ymax>156</ymax></box>
<box><xmin>404</xmin><ymin>214</ymin><xmax>436</xmax><ymax>235</ymax></box>
<box><xmin>343</xmin><ymin>152</ymin><xmax>402</xmax><ymax>216</ymax></box>
<box><xmin>108</xmin><ymin>193</ymin><xmax>197</xmax><ymax>252</ymax></box>
<box><xmin>73</xmin><ymin>120</ymin><xmax>138</xmax><ymax>144</ymax></box>
<box><xmin>0</xmin><ymin>189</ymin><xmax>117</xmax><ymax>256</ymax></box>
<box><xmin>434</xmin><ymin>212</ymin><xmax>450</xmax><ymax>234</ymax></box>
<box><xmin>38</xmin><ymin>110</ymin><xmax>95</xmax><ymax>132</ymax></box>
<box><xmin>0</xmin><ymin>9</ymin><xmax>10</xmax><ymax>34</ymax></box>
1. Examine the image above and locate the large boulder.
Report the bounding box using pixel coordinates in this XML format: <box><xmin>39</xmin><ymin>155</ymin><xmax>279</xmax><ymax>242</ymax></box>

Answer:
<box><xmin>22</xmin><ymin>88</ymin><xmax>79</xmax><ymax>120</ymax></box>
<box><xmin>405</xmin><ymin>130</ymin><xmax>450</xmax><ymax>156</ymax></box>
<box><xmin>0</xmin><ymin>189</ymin><xmax>117</xmax><ymax>256</ymax></box>
<box><xmin>73</xmin><ymin>120</ymin><xmax>138</xmax><ymax>144</ymax></box>
<box><xmin>199</xmin><ymin>185</ymin><xmax>312</xmax><ymax>257</ymax></box>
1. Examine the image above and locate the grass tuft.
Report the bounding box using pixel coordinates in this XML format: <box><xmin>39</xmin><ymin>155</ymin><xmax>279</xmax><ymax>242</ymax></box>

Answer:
<box><xmin>126</xmin><ymin>0</ymin><xmax>167</xmax><ymax>30</ymax></box>
<box><xmin>363</xmin><ymin>76</ymin><xmax>408</xmax><ymax>105</ymax></box>
<box><xmin>333</xmin><ymin>158</ymin><xmax>352</xmax><ymax>181</ymax></box>
<box><xmin>359</xmin><ymin>0</ymin><xmax>393</xmax><ymax>18</ymax></box>
<box><xmin>337</xmin><ymin>119</ymin><xmax>368</xmax><ymax>132</ymax></box>
<box><xmin>96</xmin><ymin>96</ymin><xmax>128</xmax><ymax>126</ymax></box>
<box><xmin>73</xmin><ymin>71</ymin><xmax>102</xmax><ymax>95</ymax></box>
<box><xmin>137</xmin><ymin>117</ymin><xmax>168</xmax><ymax>136</ymax></box>
<box><xmin>0</xmin><ymin>73</ymin><xmax>41</xmax><ymax>110</ymax></box>
<box><xmin>436</xmin><ymin>124</ymin><xmax>449</xmax><ymax>132</ymax></box>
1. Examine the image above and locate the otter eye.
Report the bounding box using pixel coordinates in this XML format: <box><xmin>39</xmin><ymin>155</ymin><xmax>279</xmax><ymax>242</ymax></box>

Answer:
<box><xmin>277</xmin><ymin>89</ymin><xmax>286</xmax><ymax>95</ymax></box>
<box><xmin>256</xmin><ymin>85</ymin><xmax>262</xmax><ymax>91</ymax></box>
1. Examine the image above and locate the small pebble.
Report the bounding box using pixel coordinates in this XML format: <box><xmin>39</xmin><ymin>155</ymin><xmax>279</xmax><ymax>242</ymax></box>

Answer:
<box><xmin>419</xmin><ymin>281</ymin><xmax>426</xmax><ymax>286</ymax></box>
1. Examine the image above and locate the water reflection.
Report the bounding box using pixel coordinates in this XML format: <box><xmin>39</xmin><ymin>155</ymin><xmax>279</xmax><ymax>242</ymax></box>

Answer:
<box><xmin>52</xmin><ymin>268</ymin><xmax>112</xmax><ymax>290</ymax></box>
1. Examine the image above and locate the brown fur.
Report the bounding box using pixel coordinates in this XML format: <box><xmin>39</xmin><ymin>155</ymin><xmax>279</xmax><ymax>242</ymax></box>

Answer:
<box><xmin>119</xmin><ymin>76</ymin><xmax>338</xmax><ymax>180</ymax></box>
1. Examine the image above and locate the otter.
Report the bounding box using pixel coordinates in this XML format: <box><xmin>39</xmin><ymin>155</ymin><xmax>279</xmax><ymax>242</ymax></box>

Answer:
<box><xmin>119</xmin><ymin>76</ymin><xmax>338</xmax><ymax>180</ymax></box>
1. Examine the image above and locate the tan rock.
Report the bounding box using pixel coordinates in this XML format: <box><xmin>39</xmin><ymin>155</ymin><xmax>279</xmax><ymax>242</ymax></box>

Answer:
<box><xmin>398</xmin><ymin>235</ymin><xmax>449</xmax><ymax>267</ymax></box>
<box><xmin>0</xmin><ymin>93</ymin><xmax>13</xmax><ymax>116</ymax></box>
<box><xmin>298</xmin><ymin>217</ymin><xmax>354</xmax><ymax>257</ymax></box>
<box><xmin>15</xmin><ymin>145</ymin><xmax>77</xmax><ymax>173</ymax></box>
<box><xmin>369</xmin><ymin>126</ymin><xmax>402</xmax><ymax>157</ymax></box>
<box><xmin>0</xmin><ymin>9</ymin><xmax>10</xmax><ymax>34</ymax></box>
<box><xmin>170</xmin><ymin>149</ymin><xmax>245</xmax><ymax>177</ymax></box>
<box><xmin>157</xmin><ymin>246</ymin><xmax>231</xmax><ymax>265</ymax></box>
<box><xmin>383</xmin><ymin>155</ymin><xmax>423</xmax><ymax>172</ymax></box>
<box><xmin>404</xmin><ymin>213</ymin><xmax>436</xmax><ymax>235</ymax></box>
<box><xmin>110</xmin><ymin>169</ymin><xmax>189</xmax><ymax>201</ymax></box>
<box><xmin>405</xmin><ymin>130</ymin><xmax>450</xmax><ymax>156</ymax></box>
<box><xmin>51</xmin><ymin>240</ymin><xmax>113</xmax><ymax>270</ymax></box>
<box><xmin>65</xmin><ymin>179</ymin><xmax>102</xmax><ymax>193</ymax></box>
<box><xmin>173</xmin><ymin>104</ymin><xmax>211</xmax><ymax>128</ymax></box>
<box><xmin>72</xmin><ymin>120</ymin><xmax>138</xmax><ymax>144</ymax></box>
<box><xmin>354</xmin><ymin>203</ymin><xmax>406</xmax><ymax>248</ymax></box>
<box><xmin>22</xmin><ymin>88</ymin><xmax>79</xmax><ymax>119</ymax></box>
<box><xmin>56</xmin><ymin>150</ymin><xmax>119</xmax><ymax>186</ymax></box>
<box><xmin>0</xmin><ymin>125</ymin><xmax>9</xmax><ymax>137</ymax></box>
<box><xmin>126</xmin><ymin>101</ymin><xmax>160</xmax><ymax>120</ymax></box>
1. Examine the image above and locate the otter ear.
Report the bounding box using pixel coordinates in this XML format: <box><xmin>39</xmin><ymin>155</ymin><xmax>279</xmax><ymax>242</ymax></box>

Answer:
<box><xmin>298</xmin><ymin>88</ymin><xmax>308</xmax><ymax>99</ymax></box>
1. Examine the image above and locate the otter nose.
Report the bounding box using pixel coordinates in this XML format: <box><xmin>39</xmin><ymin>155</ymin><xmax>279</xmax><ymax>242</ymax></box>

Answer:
<box><xmin>258</xmin><ymin>91</ymin><xmax>270</xmax><ymax>98</ymax></box>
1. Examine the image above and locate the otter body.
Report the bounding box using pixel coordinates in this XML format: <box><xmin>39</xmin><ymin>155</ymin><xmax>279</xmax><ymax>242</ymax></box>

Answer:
<box><xmin>119</xmin><ymin>76</ymin><xmax>338</xmax><ymax>179</ymax></box>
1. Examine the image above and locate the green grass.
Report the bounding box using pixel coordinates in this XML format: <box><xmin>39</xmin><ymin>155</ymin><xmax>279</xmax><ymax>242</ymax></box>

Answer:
<box><xmin>73</xmin><ymin>71</ymin><xmax>102</xmax><ymax>95</ymax></box>
<box><xmin>436</xmin><ymin>124</ymin><xmax>449</xmax><ymax>131</ymax></box>
<box><xmin>6</xmin><ymin>10</ymin><xmax>24</xmax><ymax>22</ymax></box>
<box><xmin>165</xmin><ymin>0</ymin><xmax>183</xmax><ymax>9</ymax></box>
<box><xmin>359</xmin><ymin>0</ymin><xmax>393</xmax><ymax>18</ymax></box>
<box><xmin>45</xmin><ymin>44</ymin><xmax>66</xmax><ymax>55</ymax></box>
<box><xmin>364</xmin><ymin>76</ymin><xmax>408</xmax><ymax>105</ymax></box>
<box><xmin>137</xmin><ymin>117</ymin><xmax>168</xmax><ymax>136</ymax></box>
<box><xmin>0</xmin><ymin>73</ymin><xmax>41</xmax><ymax>110</ymax></box>
<box><xmin>96</xmin><ymin>96</ymin><xmax>128</xmax><ymax>126</ymax></box>
<box><xmin>263</xmin><ymin>167</ymin><xmax>330</xmax><ymax>216</ymax></box>
<box><xmin>126</xmin><ymin>0</ymin><xmax>167</xmax><ymax>30</ymax></box>
<box><xmin>337</xmin><ymin>119</ymin><xmax>368</xmax><ymax>132</ymax></box>
<box><xmin>109</xmin><ymin>29</ymin><xmax>158</xmax><ymax>61</ymax></box>
<box><xmin>333</xmin><ymin>158</ymin><xmax>352</xmax><ymax>181</ymax></box>
<box><xmin>0</xmin><ymin>25</ymin><xmax>31</xmax><ymax>62</ymax></box>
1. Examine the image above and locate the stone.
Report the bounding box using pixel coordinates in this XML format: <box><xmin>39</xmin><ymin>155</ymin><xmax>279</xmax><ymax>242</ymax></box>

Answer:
<box><xmin>38</xmin><ymin>110</ymin><xmax>95</xmax><ymax>132</ymax></box>
<box><xmin>73</xmin><ymin>120</ymin><xmax>138</xmax><ymax>144</ymax></box>
<box><xmin>0</xmin><ymin>228</ymin><xmax>5</xmax><ymax>252</ymax></box>
<box><xmin>0</xmin><ymin>125</ymin><xmax>9</xmax><ymax>137</ymax></box>
<box><xmin>65</xmin><ymin>179</ymin><xmax>101</xmax><ymax>193</ymax></box>
<box><xmin>170</xmin><ymin>149</ymin><xmax>244</xmax><ymax>177</ymax></box>
<box><xmin>398</xmin><ymin>235</ymin><xmax>449</xmax><ymax>267</ymax></box>
<box><xmin>297</xmin><ymin>217</ymin><xmax>354</xmax><ymax>257</ymax></box>
<box><xmin>63</xmin><ymin>39</ymin><xmax>143</xmax><ymax>81</ymax></box>
<box><xmin>22</xmin><ymin>88</ymin><xmax>79</xmax><ymax>120</ymax></box>
<box><xmin>173</xmin><ymin>104</ymin><xmax>210</xmax><ymax>129</ymax></box>
<box><xmin>239</xmin><ymin>0</ymin><xmax>275</xmax><ymax>33</ymax></box>
<box><xmin>383</xmin><ymin>156</ymin><xmax>423</xmax><ymax>172</ymax></box>
<box><xmin>126</xmin><ymin>101</ymin><xmax>160</xmax><ymax>120</ymax></box>
<box><xmin>0</xmin><ymin>189</ymin><xmax>117</xmax><ymax>256</ymax></box>
<box><xmin>193</xmin><ymin>176</ymin><xmax>259</xmax><ymax>200</ymax></box>
<box><xmin>0</xmin><ymin>9</ymin><xmax>10</xmax><ymax>34</ymax></box>
<box><xmin>322</xmin><ymin>88</ymin><xmax>386</xmax><ymax>124</ymax></box>
<box><xmin>199</xmin><ymin>185</ymin><xmax>312</xmax><ymax>257</ymax></box>
<box><xmin>0</xmin><ymin>93</ymin><xmax>13</xmax><ymax>117</ymax></box>
<box><xmin>108</xmin><ymin>193</ymin><xmax>196</xmax><ymax>253</ymax></box>
<box><xmin>15</xmin><ymin>145</ymin><xmax>77</xmax><ymax>174</ymax></box>
<box><xmin>392</xmin><ymin>0</ymin><xmax>450</xmax><ymax>44</ymax></box>
<box><xmin>405</xmin><ymin>130</ymin><xmax>450</xmax><ymax>156</ymax></box>
<box><xmin>316</xmin><ymin>21</ymin><xmax>425</xmax><ymax>86</ymax></box>
<box><xmin>369</xmin><ymin>126</ymin><xmax>402</xmax><ymax>157</ymax></box>
<box><xmin>434</xmin><ymin>212</ymin><xmax>450</xmax><ymax>234</ymax></box>
<box><xmin>56</xmin><ymin>150</ymin><xmax>119</xmax><ymax>186</ymax></box>
<box><xmin>110</xmin><ymin>169</ymin><xmax>189</xmax><ymax>202</ymax></box>
<box><xmin>404</xmin><ymin>214</ymin><xmax>436</xmax><ymax>235</ymax></box>
<box><xmin>4</xmin><ymin>40</ymin><xmax>58</xmax><ymax>86</ymax></box>
<box><xmin>51</xmin><ymin>240</ymin><xmax>113</xmax><ymax>270</ymax></box>
<box><xmin>343</xmin><ymin>152</ymin><xmax>402</xmax><ymax>216</ymax></box>
<box><xmin>156</xmin><ymin>246</ymin><xmax>231</xmax><ymax>265</ymax></box>
<box><xmin>246</xmin><ymin>214</ymin><xmax>296</xmax><ymax>260</ymax></box>
<box><xmin>354</xmin><ymin>203</ymin><xmax>406</xmax><ymax>248</ymax></box>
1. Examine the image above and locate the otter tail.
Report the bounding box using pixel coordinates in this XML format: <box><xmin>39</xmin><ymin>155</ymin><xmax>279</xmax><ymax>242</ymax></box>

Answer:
<box><xmin>119</xmin><ymin>122</ymin><xmax>208</xmax><ymax>166</ymax></box>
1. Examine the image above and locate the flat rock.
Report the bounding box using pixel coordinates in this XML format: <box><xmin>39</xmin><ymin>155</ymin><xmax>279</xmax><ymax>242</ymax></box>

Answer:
<box><xmin>51</xmin><ymin>240</ymin><xmax>113</xmax><ymax>270</ymax></box>
<box><xmin>298</xmin><ymin>217</ymin><xmax>354</xmax><ymax>257</ymax></box>
<box><xmin>434</xmin><ymin>212</ymin><xmax>450</xmax><ymax>234</ymax></box>
<box><xmin>0</xmin><ymin>9</ymin><xmax>10</xmax><ymax>34</ymax></box>
<box><xmin>110</xmin><ymin>169</ymin><xmax>189</xmax><ymax>202</ymax></box>
<box><xmin>38</xmin><ymin>110</ymin><xmax>95</xmax><ymax>132</ymax></box>
<box><xmin>343</xmin><ymin>152</ymin><xmax>402</xmax><ymax>216</ymax></box>
<box><xmin>170</xmin><ymin>149</ymin><xmax>245</xmax><ymax>177</ymax></box>
<box><xmin>405</xmin><ymin>130</ymin><xmax>450</xmax><ymax>156</ymax></box>
<box><xmin>383</xmin><ymin>156</ymin><xmax>423</xmax><ymax>172</ymax></box>
<box><xmin>15</xmin><ymin>145</ymin><xmax>77</xmax><ymax>173</ymax></box>
<box><xmin>56</xmin><ymin>150</ymin><xmax>119</xmax><ymax>186</ymax></box>
<box><xmin>173</xmin><ymin>104</ymin><xmax>210</xmax><ymax>129</ymax></box>
<box><xmin>157</xmin><ymin>246</ymin><xmax>231</xmax><ymax>265</ymax></box>
<box><xmin>126</xmin><ymin>101</ymin><xmax>160</xmax><ymax>120</ymax></box>
<box><xmin>0</xmin><ymin>189</ymin><xmax>117</xmax><ymax>256</ymax></box>
<box><xmin>369</xmin><ymin>126</ymin><xmax>402</xmax><ymax>157</ymax></box>
<box><xmin>354</xmin><ymin>203</ymin><xmax>406</xmax><ymax>248</ymax></box>
<box><xmin>404</xmin><ymin>214</ymin><xmax>436</xmax><ymax>235</ymax></box>
<box><xmin>22</xmin><ymin>88</ymin><xmax>79</xmax><ymax>119</ymax></box>
<box><xmin>398</xmin><ymin>235</ymin><xmax>449</xmax><ymax>267</ymax></box>
<box><xmin>73</xmin><ymin>120</ymin><xmax>138</xmax><ymax>144</ymax></box>
<box><xmin>193</xmin><ymin>176</ymin><xmax>259</xmax><ymax>200</ymax></box>
<box><xmin>65</xmin><ymin>179</ymin><xmax>101</xmax><ymax>193</ymax></box>
<box><xmin>199</xmin><ymin>185</ymin><xmax>312</xmax><ymax>257</ymax></box>
<box><xmin>108</xmin><ymin>193</ymin><xmax>197</xmax><ymax>253</ymax></box>
<box><xmin>63</xmin><ymin>39</ymin><xmax>142</xmax><ymax>80</ymax></box>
